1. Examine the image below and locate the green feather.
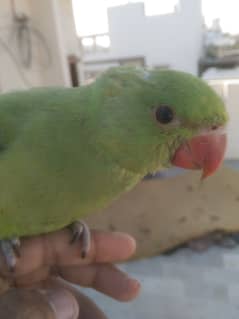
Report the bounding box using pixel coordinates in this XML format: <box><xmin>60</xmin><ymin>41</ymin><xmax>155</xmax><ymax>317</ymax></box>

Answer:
<box><xmin>0</xmin><ymin>67</ymin><xmax>228</xmax><ymax>238</ymax></box>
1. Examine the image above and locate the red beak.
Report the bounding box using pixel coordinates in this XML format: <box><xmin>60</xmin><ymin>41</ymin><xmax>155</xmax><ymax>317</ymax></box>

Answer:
<box><xmin>171</xmin><ymin>132</ymin><xmax>227</xmax><ymax>179</ymax></box>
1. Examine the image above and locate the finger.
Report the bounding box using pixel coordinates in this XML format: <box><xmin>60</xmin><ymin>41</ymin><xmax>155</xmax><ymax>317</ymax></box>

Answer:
<box><xmin>0</xmin><ymin>287</ymin><xmax>79</xmax><ymax>319</ymax></box>
<box><xmin>15</xmin><ymin>266</ymin><xmax>50</xmax><ymax>287</ymax></box>
<box><xmin>47</xmin><ymin>229</ymin><xmax>137</xmax><ymax>265</ymax></box>
<box><xmin>48</xmin><ymin>278</ymin><xmax>109</xmax><ymax>319</ymax></box>
<box><xmin>0</xmin><ymin>230</ymin><xmax>136</xmax><ymax>277</ymax></box>
<box><xmin>40</xmin><ymin>287</ymin><xmax>79</xmax><ymax>319</ymax></box>
<box><xmin>67</xmin><ymin>288</ymin><xmax>108</xmax><ymax>319</ymax></box>
<box><xmin>58</xmin><ymin>263</ymin><xmax>141</xmax><ymax>301</ymax></box>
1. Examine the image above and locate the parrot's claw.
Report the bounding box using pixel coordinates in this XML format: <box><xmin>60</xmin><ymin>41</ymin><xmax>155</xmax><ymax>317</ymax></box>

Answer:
<box><xmin>0</xmin><ymin>237</ymin><xmax>21</xmax><ymax>271</ymax></box>
<box><xmin>69</xmin><ymin>221</ymin><xmax>91</xmax><ymax>258</ymax></box>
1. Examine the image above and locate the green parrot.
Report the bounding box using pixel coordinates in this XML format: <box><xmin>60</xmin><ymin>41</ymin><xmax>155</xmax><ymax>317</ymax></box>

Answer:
<box><xmin>0</xmin><ymin>67</ymin><xmax>228</xmax><ymax>267</ymax></box>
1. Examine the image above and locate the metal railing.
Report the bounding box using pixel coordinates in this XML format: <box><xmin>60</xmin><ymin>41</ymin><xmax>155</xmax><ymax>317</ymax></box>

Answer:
<box><xmin>80</xmin><ymin>33</ymin><xmax>111</xmax><ymax>54</ymax></box>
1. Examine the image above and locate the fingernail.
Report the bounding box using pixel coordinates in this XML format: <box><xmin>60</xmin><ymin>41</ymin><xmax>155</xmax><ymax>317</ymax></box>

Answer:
<box><xmin>45</xmin><ymin>288</ymin><xmax>79</xmax><ymax>319</ymax></box>
<box><xmin>132</xmin><ymin>279</ymin><xmax>141</xmax><ymax>290</ymax></box>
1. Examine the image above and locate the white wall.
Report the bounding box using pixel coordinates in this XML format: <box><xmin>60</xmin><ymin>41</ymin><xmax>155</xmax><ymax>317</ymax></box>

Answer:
<box><xmin>209</xmin><ymin>80</ymin><xmax>239</xmax><ymax>159</ymax></box>
<box><xmin>58</xmin><ymin>0</ymin><xmax>79</xmax><ymax>56</ymax></box>
<box><xmin>0</xmin><ymin>0</ymin><xmax>80</xmax><ymax>92</ymax></box>
<box><xmin>84</xmin><ymin>0</ymin><xmax>203</xmax><ymax>76</ymax></box>
<box><xmin>226</xmin><ymin>84</ymin><xmax>239</xmax><ymax>159</ymax></box>
<box><xmin>29</xmin><ymin>0</ymin><xmax>71</xmax><ymax>87</ymax></box>
<box><xmin>0</xmin><ymin>0</ymin><xmax>41</xmax><ymax>91</ymax></box>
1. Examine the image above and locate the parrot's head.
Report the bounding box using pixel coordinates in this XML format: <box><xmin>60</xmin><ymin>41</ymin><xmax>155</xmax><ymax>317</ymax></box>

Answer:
<box><xmin>92</xmin><ymin>67</ymin><xmax>228</xmax><ymax>179</ymax></box>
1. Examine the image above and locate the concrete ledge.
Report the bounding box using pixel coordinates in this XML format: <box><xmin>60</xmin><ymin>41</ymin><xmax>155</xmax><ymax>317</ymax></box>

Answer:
<box><xmin>86</xmin><ymin>164</ymin><xmax>239</xmax><ymax>259</ymax></box>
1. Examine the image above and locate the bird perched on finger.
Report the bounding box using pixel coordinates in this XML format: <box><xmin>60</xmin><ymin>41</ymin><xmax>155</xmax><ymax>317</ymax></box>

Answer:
<box><xmin>0</xmin><ymin>67</ymin><xmax>228</xmax><ymax>268</ymax></box>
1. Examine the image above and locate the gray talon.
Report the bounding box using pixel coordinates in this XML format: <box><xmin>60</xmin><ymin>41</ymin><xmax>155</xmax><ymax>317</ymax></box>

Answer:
<box><xmin>0</xmin><ymin>238</ymin><xmax>21</xmax><ymax>271</ymax></box>
<box><xmin>70</xmin><ymin>221</ymin><xmax>91</xmax><ymax>258</ymax></box>
<box><xmin>11</xmin><ymin>237</ymin><xmax>21</xmax><ymax>257</ymax></box>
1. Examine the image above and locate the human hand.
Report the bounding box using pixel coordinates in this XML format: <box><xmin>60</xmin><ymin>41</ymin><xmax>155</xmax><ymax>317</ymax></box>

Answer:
<box><xmin>0</xmin><ymin>229</ymin><xmax>140</xmax><ymax>318</ymax></box>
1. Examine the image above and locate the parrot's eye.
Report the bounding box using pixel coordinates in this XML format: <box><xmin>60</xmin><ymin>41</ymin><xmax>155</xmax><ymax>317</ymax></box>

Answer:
<box><xmin>155</xmin><ymin>105</ymin><xmax>174</xmax><ymax>124</ymax></box>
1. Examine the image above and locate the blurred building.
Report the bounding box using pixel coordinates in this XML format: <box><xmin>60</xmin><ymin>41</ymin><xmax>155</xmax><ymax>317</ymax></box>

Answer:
<box><xmin>200</xmin><ymin>19</ymin><xmax>239</xmax><ymax>75</ymax></box>
<box><xmin>204</xmin><ymin>19</ymin><xmax>236</xmax><ymax>48</ymax></box>
<box><xmin>0</xmin><ymin>0</ymin><xmax>80</xmax><ymax>92</ymax></box>
<box><xmin>80</xmin><ymin>0</ymin><xmax>203</xmax><ymax>83</ymax></box>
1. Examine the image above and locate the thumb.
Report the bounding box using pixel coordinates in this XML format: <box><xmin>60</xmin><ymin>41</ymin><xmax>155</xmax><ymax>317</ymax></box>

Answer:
<box><xmin>0</xmin><ymin>288</ymin><xmax>79</xmax><ymax>319</ymax></box>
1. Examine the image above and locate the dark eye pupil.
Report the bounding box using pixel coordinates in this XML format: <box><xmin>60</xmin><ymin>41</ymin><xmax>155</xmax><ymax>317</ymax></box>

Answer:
<box><xmin>155</xmin><ymin>105</ymin><xmax>174</xmax><ymax>124</ymax></box>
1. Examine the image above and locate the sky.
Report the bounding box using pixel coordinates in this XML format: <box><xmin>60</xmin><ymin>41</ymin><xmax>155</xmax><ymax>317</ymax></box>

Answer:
<box><xmin>72</xmin><ymin>0</ymin><xmax>239</xmax><ymax>36</ymax></box>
